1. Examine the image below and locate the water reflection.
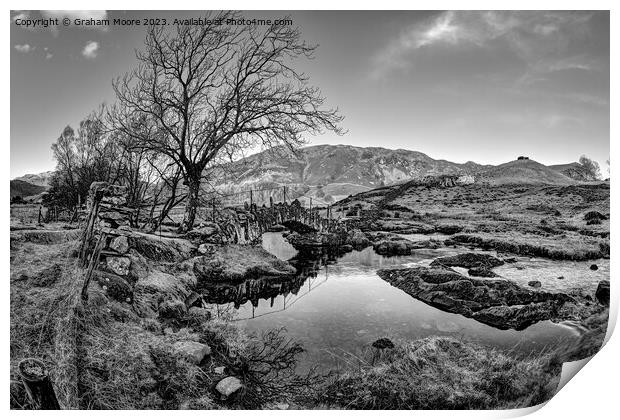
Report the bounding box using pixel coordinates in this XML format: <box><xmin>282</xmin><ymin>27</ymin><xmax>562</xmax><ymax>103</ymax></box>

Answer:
<box><xmin>203</xmin><ymin>232</ymin><xmax>581</xmax><ymax>372</ymax></box>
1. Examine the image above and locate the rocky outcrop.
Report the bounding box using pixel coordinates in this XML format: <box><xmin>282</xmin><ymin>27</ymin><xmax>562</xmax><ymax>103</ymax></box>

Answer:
<box><xmin>595</xmin><ymin>280</ymin><xmax>610</xmax><ymax>306</ymax></box>
<box><xmin>187</xmin><ymin>245</ymin><xmax>297</xmax><ymax>284</ymax></box>
<box><xmin>467</xmin><ymin>267</ymin><xmax>498</xmax><ymax>278</ymax></box>
<box><xmin>366</xmin><ymin>232</ymin><xmax>417</xmax><ymax>256</ymax></box>
<box><xmin>285</xmin><ymin>230</ymin><xmax>349</xmax><ymax>249</ymax></box>
<box><xmin>431</xmin><ymin>253</ymin><xmax>504</xmax><ymax>269</ymax></box>
<box><xmin>377</xmin><ymin>266</ymin><xmax>575</xmax><ymax>330</ymax></box>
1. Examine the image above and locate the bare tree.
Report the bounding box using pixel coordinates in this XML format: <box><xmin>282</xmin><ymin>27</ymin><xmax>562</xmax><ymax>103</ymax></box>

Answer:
<box><xmin>579</xmin><ymin>155</ymin><xmax>601</xmax><ymax>180</ymax></box>
<box><xmin>111</xmin><ymin>11</ymin><xmax>344</xmax><ymax>232</ymax></box>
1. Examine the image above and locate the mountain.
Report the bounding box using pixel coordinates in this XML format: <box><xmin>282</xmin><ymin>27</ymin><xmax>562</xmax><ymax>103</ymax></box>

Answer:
<box><xmin>548</xmin><ymin>162</ymin><xmax>598</xmax><ymax>182</ymax></box>
<box><xmin>11</xmin><ymin>146</ymin><xmax>589</xmax><ymax>205</ymax></box>
<box><xmin>476</xmin><ymin>158</ymin><xmax>576</xmax><ymax>186</ymax></box>
<box><xmin>10</xmin><ymin>180</ymin><xmax>47</xmax><ymax>199</ymax></box>
<box><xmin>13</xmin><ymin>170</ymin><xmax>54</xmax><ymax>187</ymax></box>
<box><xmin>213</xmin><ymin>144</ymin><xmax>492</xmax><ymax>203</ymax></box>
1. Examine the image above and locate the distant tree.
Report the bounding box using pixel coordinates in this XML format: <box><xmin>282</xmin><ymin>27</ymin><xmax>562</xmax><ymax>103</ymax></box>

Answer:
<box><xmin>46</xmin><ymin>109</ymin><xmax>124</xmax><ymax>208</ymax></box>
<box><xmin>579</xmin><ymin>155</ymin><xmax>601</xmax><ymax>180</ymax></box>
<box><xmin>111</xmin><ymin>11</ymin><xmax>344</xmax><ymax>232</ymax></box>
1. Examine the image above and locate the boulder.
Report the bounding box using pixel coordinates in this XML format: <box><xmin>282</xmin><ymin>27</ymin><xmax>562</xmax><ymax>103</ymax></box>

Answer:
<box><xmin>158</xmin><ymin>299</ymin><xmax>187</xmax><ymax>318</ymax></box>
<box><xmin>286</xmin><ymin>231</ymin><xmax>347</xmax><ymax>248</ymax></box>
<box><xmin>468</xmin><ymin>267</ymin><xmax>498</xmax><ymax>278</ymax></box>
<box><xmin>213</xmin><ymin>366</ymin><xmax>226</xmax><ymax>375</ymax></box>
<box><xmin>109</xmin><ymin>235</ymin><xmax>129</xmax><ymax>254</ymax></box>
<box><xmin>95</xmin><ymin>271</ymin><xmax>133</xmax><ymax>303</ymax></box>
<box><xmin>173</xmin><ymin>340</ymin><xmax>211</xmax><ymax>364</ymax></box>
<box><xmin>528</xmin><ymin>280</ymin><xmax>542</xmax><ymax>288</ymax></box>
<box><xmin>590</xmin><ymin>264</ymin><xmax>599</xmax><ymax>271</ymax></box>
<box><xmin>347</xmin><ymin>229</ymin><xmax>371</xmax><ymax>250</ymax></box>
<box><xmin>431</xmin><ymin>253</ymin><xmax>504</xmax><ymax>269</ymax></box>
<box><xmin>595</xmin><ymin>280</ymin><xmax>610</xmax><ymax>306</ymax></box>
<box><xmin>129</xmin><ymin>233</ymin><xmax>193</xmax><ymax>262</ymax></box>
<box><xmin>107</xmin><ymin>256</ymin><xmax>131</xmax><ymax>276</ymax></box>
<box><xmin>215</xmin><ymin>377</ymin><xmax>243</xmax><ymax>398</ymax></box>
<box><xmin>191</xmin><ymin>246</ymin><xmax>296</xmax><ymax>283</ymax></box>
<box><xmin>187</xmin><ymin>223</ymin><xmax>222</xmax><ymax>243</ymax></box>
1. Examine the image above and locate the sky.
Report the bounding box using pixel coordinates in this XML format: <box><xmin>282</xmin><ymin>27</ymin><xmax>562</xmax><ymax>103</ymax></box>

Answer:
<box><xmin>10</xmin><ymin>10</ymin><xmax>610</xmax><ymax>178</ymax></box>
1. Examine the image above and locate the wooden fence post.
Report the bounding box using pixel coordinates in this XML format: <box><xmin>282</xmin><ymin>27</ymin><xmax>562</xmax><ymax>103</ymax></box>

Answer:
<box><xmin>250</xmin><ymin>189</ymin><xmax>253</xmax><ymax>207</ymax></box>
<box><xmin>81</xmin><ymin>232</ymin><xmax>106</xmax><ymax>302</ymax></box>
<box><xmin>18</xmin><ymin>358</ymin><xmax>60</xmax><ymax>410</ymax></box>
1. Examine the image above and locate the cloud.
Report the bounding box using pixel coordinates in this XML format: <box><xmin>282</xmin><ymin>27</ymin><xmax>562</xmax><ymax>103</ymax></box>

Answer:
<box><xmin>14</xmin><ymin>44</ymin><xmax>33</xmax><ymax>53</ymax></box>
<box><xmin>372</xmin><ymin>11</ymin><xmax>599</xmax><ymax>79</ymax></box>
<box><xmin>82</xmin><ymin>41</ymin><xmax>99</xmax><ymax>59</ymax></box>
<box><xmin>543</xmin><ymin>114</ymin><xmax>583</xmax><ymax>129</ymax></box>
<box><xmin>46</xmin><ymin>53</ymin><xmax>53</xmax><ymax>60</ymax></box>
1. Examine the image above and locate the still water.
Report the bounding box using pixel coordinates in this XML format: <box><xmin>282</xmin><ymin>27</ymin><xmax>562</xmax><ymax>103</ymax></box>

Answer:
<box><xmin>204</xmin><ymin>232</ymin><xmax>581</xmax><ymax>372</ymax></box>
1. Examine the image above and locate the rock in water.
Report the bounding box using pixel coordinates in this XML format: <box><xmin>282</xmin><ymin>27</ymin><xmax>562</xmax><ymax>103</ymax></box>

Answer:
<box><xmin>173</xmin><ymin>341</ymin><xmax>211</xmax><ymax>364</ymax></box>
<box><xmin>590</xmin><ymin>264</ymin><xmax>599</xmax><ymax>271</ymax></box>
<box><xmin>109</xmin><ymin>235</ymin><xmax>129</xmax><ymax>254</ymax></box>
<box><xmin>216</xmin><ymin>377</ymin><xmax>243</xmax><ymax>398</ymax></box>
<box><xmin>528</xmin><ymin>280</ymin><xmax>542</xmax><ymax>288</ymax></box>
<box><xmin>107</xmin><ymin>256</ymin><xmax>131</xmax><ymax>276</ymax></box>
<box><xmin>377</xmin><ymin>266</ymin><xmax>574</xmax><ymax>330</ymax></box>
<box><xmin>595</xmin><ymin>280</ymin><xmax>610</xmax><ymax>306</ymax></box>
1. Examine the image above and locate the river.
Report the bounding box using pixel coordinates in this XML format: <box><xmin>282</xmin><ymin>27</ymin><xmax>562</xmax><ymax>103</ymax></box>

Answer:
<box><xmin>204</xmin><ymin>232</ymin><xmax>583</xmax><ymax>372</ymax></box>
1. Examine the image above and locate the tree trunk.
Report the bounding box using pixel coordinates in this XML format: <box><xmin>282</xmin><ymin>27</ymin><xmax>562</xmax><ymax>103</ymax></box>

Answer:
<box><xmin>180</xmin><ymin>174</ymin><xmax>200</xmax><ymax>233</ymax></box>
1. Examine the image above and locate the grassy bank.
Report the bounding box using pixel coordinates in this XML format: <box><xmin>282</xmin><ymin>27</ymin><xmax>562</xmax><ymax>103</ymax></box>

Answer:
<box><xmin>10</xmin><ymin>236</ymin><xmax>317</xmax><ymax>409</ymax></box>
<box><xmin>319</xmin><ymin>336</ymin><xmax>562</xmax><ymax>409</ymax></box>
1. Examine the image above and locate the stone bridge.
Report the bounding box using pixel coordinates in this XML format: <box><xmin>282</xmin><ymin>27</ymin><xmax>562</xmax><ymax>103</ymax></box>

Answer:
<box><xmin>82</xmin><ymin>182</ymin><xmax>344</xmax><ymax>246</ymax></box>
<box><xmin>189</xmin><ymin>199</ymin><xmax>341</xmax><ymax>245</ymax></box>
